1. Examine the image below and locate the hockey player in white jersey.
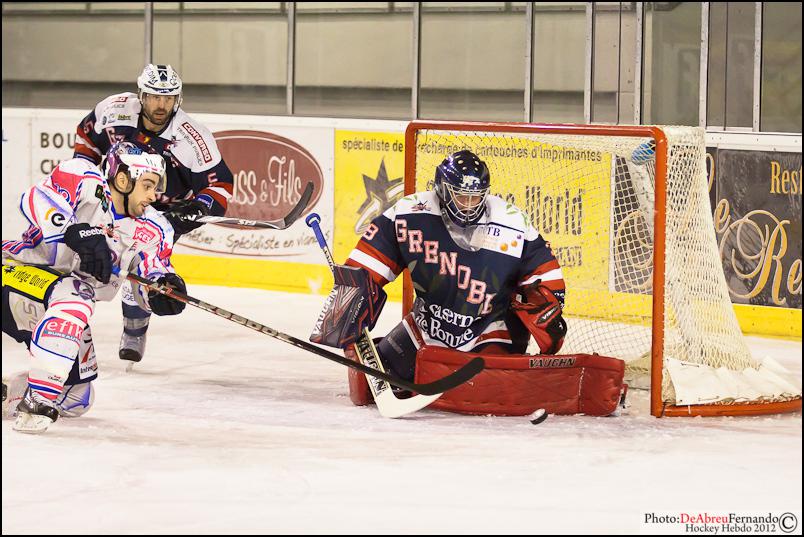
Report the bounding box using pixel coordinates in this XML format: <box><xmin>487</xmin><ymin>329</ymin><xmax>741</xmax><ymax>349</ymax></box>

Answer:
<box><xmin>74</xmin><ymin>64</ymin><xmax>234</xmax><ymax>367</ymax></box>
<box><xmin>2</xmin><ymin>141</ymin><xmax>187</xmax><ymax>433</ymax></box>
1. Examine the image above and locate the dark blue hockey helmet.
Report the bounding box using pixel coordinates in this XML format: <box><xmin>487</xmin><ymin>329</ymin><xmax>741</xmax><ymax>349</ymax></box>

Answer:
<box><xmin>434</xmin><ymin>150</ymin><xmax>490</xmax><ymax>226</ymax></box>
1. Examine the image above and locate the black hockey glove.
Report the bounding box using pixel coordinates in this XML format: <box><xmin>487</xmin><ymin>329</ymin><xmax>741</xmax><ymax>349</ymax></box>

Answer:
<box><xmin>148</xmin><ymin>273</ymin><xmax>187</xmax><ymax>316</ymax></box>
<box><xmin>63</xmin><ymin>223</ymin><xmax>113</xmax><ymax>284</ymax></box>
<box><xmin>164</xmin><ymin>199</ymin><xmax>210</xmax><ymax>238</ymax></box>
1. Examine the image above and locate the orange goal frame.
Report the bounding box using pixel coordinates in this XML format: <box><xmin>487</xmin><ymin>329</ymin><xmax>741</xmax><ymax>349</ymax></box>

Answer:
<box><xmin>402</xmin><ymin>120</ymin><xmax>801</xmax><ymax>418</ymax></box>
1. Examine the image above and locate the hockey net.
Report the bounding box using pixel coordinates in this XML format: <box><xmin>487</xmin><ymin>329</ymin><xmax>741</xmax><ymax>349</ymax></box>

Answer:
<box><xmin>404</xmin><ymin>121</ymin><xmax>801</xmax><ymax>417</ymax></box>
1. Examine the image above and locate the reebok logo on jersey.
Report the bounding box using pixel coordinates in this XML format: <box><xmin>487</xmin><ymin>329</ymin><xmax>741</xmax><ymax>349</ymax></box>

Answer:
<box><xmin>182</xmin><ymin>122</ymin><xmax>212</xmax><ymax>163</ymax></box>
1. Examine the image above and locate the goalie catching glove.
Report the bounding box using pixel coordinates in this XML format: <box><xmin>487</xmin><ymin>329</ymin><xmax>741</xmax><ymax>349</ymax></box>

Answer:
<box><xmin>511</xmin><ymin>284</ymin><xmax>567</xmax><ymax>354</ymax></box>
<box><xmin>310</xmin><ymin>264</ymin><xmax>387</xmax><ymax>348</ymax></box>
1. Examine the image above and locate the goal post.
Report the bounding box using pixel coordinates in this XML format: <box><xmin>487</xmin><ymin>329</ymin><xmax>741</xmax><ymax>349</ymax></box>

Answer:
<box><xmin>403</xmin><ymin>120</ymin><xmax>801</xmax><ymax>418</ymax></box>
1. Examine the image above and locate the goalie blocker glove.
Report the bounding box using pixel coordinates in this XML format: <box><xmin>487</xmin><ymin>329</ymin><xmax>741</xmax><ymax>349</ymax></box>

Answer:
<box><xmin>310</xmin><ymin>264</ymin><xmax>387</xmax><ymax>348</ymax></box>
<box><xmin>511</xmin><ymin>284</ymin><xmax>567</xmax><ymax>354</ymax></box>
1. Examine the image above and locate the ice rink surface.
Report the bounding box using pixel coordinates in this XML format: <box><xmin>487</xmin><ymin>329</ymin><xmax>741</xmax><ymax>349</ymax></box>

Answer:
<box><xmin>2</xmin><ymin>286</ymin><xmax>801</xmax><ymax>534</ymax></box>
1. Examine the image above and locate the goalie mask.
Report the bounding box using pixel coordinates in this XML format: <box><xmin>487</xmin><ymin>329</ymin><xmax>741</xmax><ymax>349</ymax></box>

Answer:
<box><xmin>434</xmin><ymin>150</ymin><xmax>491</xmax><ymax>227</ymax></box>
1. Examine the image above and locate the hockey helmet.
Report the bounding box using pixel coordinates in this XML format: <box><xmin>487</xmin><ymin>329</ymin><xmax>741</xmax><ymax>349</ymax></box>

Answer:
<box><xmin>434</xmin><ymin>150</ymin><xmax>491</xmax><ymax>226</ymax></box>
<box><xmin>102</xmin><ymin>141</ymin><xmax>167</xmax><ymax>195</ymax></box>
<box><xmin>137</xmin><ymin>64</ymin><xmax>183</xmax><ymax>111</ymax></box>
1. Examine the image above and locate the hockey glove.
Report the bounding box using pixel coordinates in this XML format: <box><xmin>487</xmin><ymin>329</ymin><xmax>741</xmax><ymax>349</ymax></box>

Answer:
<box><xmin>511</xmin><ymin>284</ymin><xmax>567</xmax><ymax>354</ymax></box>
<box><xmin>148</xmin><ymin>273</ymin><xmax>187</xmax><ymax>316</ymax></box>
<box><xmin>310</xmin><ymin>264</ymin><xmax>387</xmax><ymax>349</ymax></box>
<box><xmin>164</xmin><ymin>199</ymin><xmax>210</xmax><ymax>237</ymax></box>
<box><xmin>63</xmin><ymin>223</ymin><xmax>113</xmax><ymax>284</ymax></box>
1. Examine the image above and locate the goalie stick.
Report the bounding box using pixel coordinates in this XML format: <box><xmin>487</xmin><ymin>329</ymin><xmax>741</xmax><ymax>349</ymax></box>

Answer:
<box><xmin>304</xmin><ymin>213</ymin><xmax>482</xmax><ymax>418</ymax></box>
<box><xmin>179</xmin><ymin>181</ymin><xmax>315</xmax><ymax>230</ymax></box>
<box><xmin>118</xmin><ymin>269</ymin><xmax>483</xmax><ymax>396</ymax></box>
<box><xmin>351</xmin><ymin>328</ymin><xmax>440</xmax><ymax>418</ymax></box>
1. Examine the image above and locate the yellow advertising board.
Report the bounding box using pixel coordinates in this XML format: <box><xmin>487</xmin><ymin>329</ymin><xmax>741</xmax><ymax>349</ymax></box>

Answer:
<box><xmin>334</xmin><ymin>130</ymin><xmax>407</xmax><ymax>301</ymax></box>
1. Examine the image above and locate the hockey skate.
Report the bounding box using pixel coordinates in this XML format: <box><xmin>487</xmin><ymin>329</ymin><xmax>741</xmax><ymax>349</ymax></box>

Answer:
<box><xmin>13</xmin><ymin>389</ymin><xmax>59</xmax><ymax>434</ymax></box>
<box><xmin>119</xmin><ymin>316</ymin><xmax>149</xmax><ymax>371</ymax></box>
<box><xmin>119</xmin><ymin>332</ymin><xmax>147</xmax><ymax>362</ymax></box>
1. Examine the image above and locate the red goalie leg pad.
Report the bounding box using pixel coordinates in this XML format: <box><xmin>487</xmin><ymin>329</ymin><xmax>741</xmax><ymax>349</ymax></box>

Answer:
<box><xmin>345</xmin><ymin>344</ymin><xmax>373</xmax><ymax>406</ymax></box>
<box><xmin>414</xmin><ymin>348</ymin><xmax>625</xmax><ymax>416</ymax></box>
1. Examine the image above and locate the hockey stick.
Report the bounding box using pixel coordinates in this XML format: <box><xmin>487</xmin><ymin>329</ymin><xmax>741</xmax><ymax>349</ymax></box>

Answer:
<box><xmin>118</xmin><ymin>269</ymin><xmax>483</xmax><ymax>396</ymax></box>
<box><xmin>179</xmin><ymin>181</ymin><xmax>315</xmax><ymax>230</ymax></box>
<box><xmin>304</xmin><ymin>213</ymin><xmax>483</xmax><ymax>417</ymax></box>
<box><xmin>304</xmin><ymin>212</ymin><xmax>440</xmax><ymax>417</ymax></box>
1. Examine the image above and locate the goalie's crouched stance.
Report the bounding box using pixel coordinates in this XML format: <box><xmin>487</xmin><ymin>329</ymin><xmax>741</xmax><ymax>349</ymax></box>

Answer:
<box><xmin>313</xmin><ymin>269</ymin><xmax>625</xmax><ymax>417</ymax></box>
<box><xmin>2</xmin><ymin>265</ymin><xmax>186</xmax><ymax>433</ymax></box>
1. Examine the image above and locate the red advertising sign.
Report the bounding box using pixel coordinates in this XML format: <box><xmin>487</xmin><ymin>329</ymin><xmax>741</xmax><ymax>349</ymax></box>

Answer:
<box><xmin>214</xmin><ymin>130</ymin><xmax>323</xmax><ymax>222</ymax></box>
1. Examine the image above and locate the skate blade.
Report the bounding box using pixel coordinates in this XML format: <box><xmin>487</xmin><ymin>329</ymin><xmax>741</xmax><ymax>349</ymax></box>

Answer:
<box><xmin>125</xmin><ymin>361</ymin><xmax>135</xmax><ymax>373</ymax></box>
<box><xmin>13</xmin><ymin>412</ymin><xmax>54</xmax><ymax>434</ymax></box>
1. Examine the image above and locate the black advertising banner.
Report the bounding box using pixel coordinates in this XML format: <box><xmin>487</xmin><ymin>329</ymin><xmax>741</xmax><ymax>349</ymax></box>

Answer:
<box><xmin>710</xmin><ymin>148</ymin><xmax>802</xmax><ymax>309</ymax></box>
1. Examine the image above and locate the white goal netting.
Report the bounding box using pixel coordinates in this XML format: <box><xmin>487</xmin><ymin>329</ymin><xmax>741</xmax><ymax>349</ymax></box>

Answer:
<box><xmin>408</xmin><ymin>124</ymin><xmax>801</xmax><ymax>412</ymax></box>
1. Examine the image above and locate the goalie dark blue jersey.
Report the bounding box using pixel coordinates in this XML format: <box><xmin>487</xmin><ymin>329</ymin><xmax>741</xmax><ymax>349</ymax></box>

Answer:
<box><xmin>347</xmin><ymin>190</ymin><xmax>565</xmax><ymax>351</ymax></box>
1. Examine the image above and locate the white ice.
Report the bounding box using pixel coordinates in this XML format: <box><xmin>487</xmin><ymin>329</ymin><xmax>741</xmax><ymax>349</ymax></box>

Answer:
<box><xmin>2</xmin><ymin>286</ymin><xmax>801</xmax><ymax>534</ymax></box>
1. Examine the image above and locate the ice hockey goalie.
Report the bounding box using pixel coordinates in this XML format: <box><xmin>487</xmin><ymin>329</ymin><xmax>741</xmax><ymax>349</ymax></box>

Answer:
<box><xmin>316</xmin><ymin>150</ymin><xmax>627</xmax><ymax>416</ymax></box>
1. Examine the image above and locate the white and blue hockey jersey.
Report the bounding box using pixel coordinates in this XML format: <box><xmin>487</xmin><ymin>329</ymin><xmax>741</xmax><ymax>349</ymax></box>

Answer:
<box><xmin>2</xmin><ymin>158</ymin><xmax>176</xmax><ymax>307</ymax></box>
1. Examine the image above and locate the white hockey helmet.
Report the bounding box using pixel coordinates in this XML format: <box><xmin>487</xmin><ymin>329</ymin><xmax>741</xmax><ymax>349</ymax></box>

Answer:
<box><xmin>103</xmin><ymin>141</ymin><xmax>167</xmax><ymax>194</ymax></box>
<box><xmin>137</xmin><ymin>64</ymin><xmax>183</xmax><ymax>111</ymax></box>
